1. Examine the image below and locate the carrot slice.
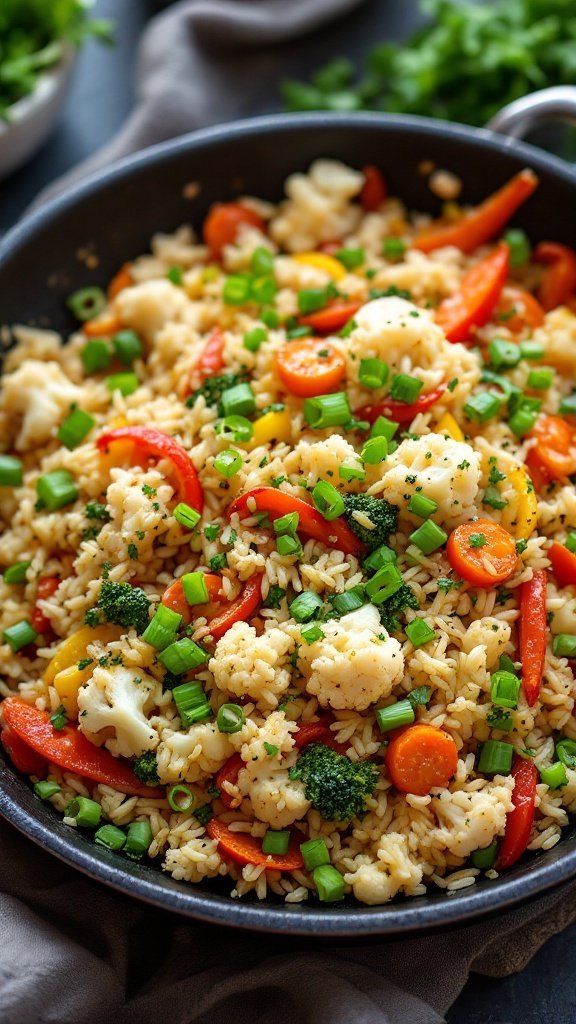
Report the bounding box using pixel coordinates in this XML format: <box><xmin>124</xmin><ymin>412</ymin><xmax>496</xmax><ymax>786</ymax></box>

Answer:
<box><xmin>496</xmin><ymin>754</ymin><xmax>537</xmax><ymax>870</ymax></box>
<box><xmin>360</xmin><ymin>165</ymin><xmax>387</xmax><ymax>211</ymax></box>
<box><xmin>385</xmin><ymin>724</ymin><xmax>459</xmax><ymax>796</ymax></box>
<box><xmin>162</xmin><ymin>574</ymin><xmax>223</xmax><ymax>624</ymax></box>
<box><xmin>1</xmin><ymin>725</ymin><xmax>47</xmax><ymax>776</ymax></box>
<box><xmin>446</xmin><ymin>519</ymin><xmax>517</xmax><ymax>588</ymax></box>
<box><xmin>276</xmin><ymin>337</ymin><xmax>346</xmax><ymax>397</ymax></box>
<box><xmin>216</xmin><ymin>753</ymin><xmax>245</xmax><ymax>809</ymax></box>
<box><xmin>534</xmin><ymin>242</ymin><xmax>576</xmax><ymax>311</ymax></box>
<box><xmin>518</xmin><ymin>569</ymin><xmax>547</xmax><ymax>707</ymax></box>
<box><xmin>206</xmin><ymin>817</ymin><xmax>303</xmax><ymax>871</ymax></box>
<box><xmin>435</xmin><ymin>242</ymin><xmax>510</xmax><ymax>343</ymax></box>
<box><xmin>414</xmin><ymin>169</ymin><xmax>538</xmax><ymax>254</ymax></box>
<box><xmin>203</xmin><ymin>203</ymin><xmax>266</xmax><ymax>258</ymax></box>
<box><xmin>528</xmin><ymin>415</ymin><xmax>576</xmax><ymax>481</ymax></box>
<box><xmin>107</xmin><ymin>263</ymin><xmax>133</xmax><ymax>301</ymax></box>
<box><xmin>83</xmin><ymin>312</ymin><xmax>123</xmax><ymax>338</ymax></box>
<box><xmin>299</xmin><ymin>300</ymin><xmax>362</xmax><ymax>334</ymax></box>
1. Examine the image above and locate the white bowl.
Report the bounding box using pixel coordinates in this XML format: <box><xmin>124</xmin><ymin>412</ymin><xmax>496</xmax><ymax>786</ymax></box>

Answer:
<box><xmin>0</xmin><ymin>44</ymin><xmax>76</xmax><ymax>181</ymax></box>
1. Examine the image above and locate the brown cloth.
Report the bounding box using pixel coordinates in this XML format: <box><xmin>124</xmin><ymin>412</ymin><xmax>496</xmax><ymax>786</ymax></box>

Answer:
<box><xmin>8</xmin><ymin>1</ymin><xmax>576</xmax><ymax>1021</ymax></box>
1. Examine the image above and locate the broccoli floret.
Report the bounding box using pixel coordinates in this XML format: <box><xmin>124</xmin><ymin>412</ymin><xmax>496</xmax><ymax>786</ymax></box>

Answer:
<box><xmin>186</xmin><ymin>371</ymin><xmax>248</xmax><ymax>409</ymax></box>
<box><xmin>85</xmin><ymin>580</ymin><xmax>150</xmax><ymax>633</ymax></box>
<box><xmin>379</xmin><ymin>583</ymin><xmax>419</xmax><ymax>634</ymax></box>
<box><xmin>132</xmin><ymin>751</ymin><xmax>159</xmax><ymax>786</ymax></box>
<box><xmin>343</xmin><ymin>494</ymin><xmax>398</xmax><ymax>550</ymax></box>
<box><xmin>290</xmin><ymin>743</ymin><xmax>379</xmax><ymax>822</ymax></box>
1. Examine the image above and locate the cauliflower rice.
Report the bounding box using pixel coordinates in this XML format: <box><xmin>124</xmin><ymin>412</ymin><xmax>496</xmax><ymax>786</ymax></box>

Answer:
<box><xmin>1</xmin><ymin>159</ymin><xmax>576</xmax><ymax>907</ymax></box>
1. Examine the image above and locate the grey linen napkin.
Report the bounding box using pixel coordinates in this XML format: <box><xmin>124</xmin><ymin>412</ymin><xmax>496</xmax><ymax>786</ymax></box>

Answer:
<box><xmin>7</xmin><ymin>1</ymin><xmax>576</xmax><ymax>1021</ymax></box>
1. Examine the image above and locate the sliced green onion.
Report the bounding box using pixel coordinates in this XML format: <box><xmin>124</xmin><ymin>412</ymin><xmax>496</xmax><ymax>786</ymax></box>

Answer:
<box><xmin>331</xmin><ymin>586</ymin><xmax>365</xmax><ymax>616</ymax></box>
<box><xmin>300</xmin><ymin>837</ymin><xmax>330</xmax><ymax>871</ymax></box>
<box><xmin>482</xmin><ymin>485</ymin><xmax>508</xmax><ymax>511</ymax></box>
<box><xmin>276</xmin><ymin>534</ymin><xmax>302</xmax><ymax>557</ymax></box>
<box><xmin>499</xmin><ymin>654</ymin><xmax>519</xmax><ymax>675</ymax></box>
<box><xmin>409</xmin><ymin>520</ymin><xmax>448</xmax><ymax>555</ymax></box>
<box><xmin>112</xmin><ymin>329</ymin><xmax>143</xmax><ymax>366</ymax></box>
<box><xmin>359</xmin><ymin>358</ymin><xmax>389</xmax><ymax>390</ymax></box>
<box><xmin>223</xmin><ymin>275</ymin><xmax>251</xmax><ymax>305</ymax></box>
<box><xmin>370</xmin><ymin>416</ymin><xmax>398</xmax><ymax>441</ymax></box>
<box><xmin>173</xmin><ymin>502</ymin><xmax>201</xmax><ymax>530</ymax></box>
<box><xmin>509</xmin><ymin>402</ymin><xmax>540</xmax><ymax>439</ymax></box>
<box><xmin>168</xmin><ymin>784</ymin><xmax>195</xmax><ymax>813</ymax></box>
<box><xmin>216</xmin><ymin>703</ymin><xmax>245</xmax><ymax>734</ymax></box>
<box><xmin>81</xmin><ymin>339</ymin><xmax>111</xmax><ymax>373</ymax></box>
<box><xmin>361</xmin><ymin>436</ymin><xmax>388</xmax><ymax>464</ymax></box>
<box><xmin>362</xmin><ymin>544</ymin><xmax>397</xmax><ymax>574</ymax></box>
<box><xmin>125</xmin><ymin>820</ymin><xmax>153</xmax><ymax>860</ymax></box>
<box><xmin>527</xmin><ymin>367</ymin><xmax>554</xmax><ymax>390</ymax></box>
<box><xmin>94</xmin><ymin>823</ymin><xmax>126</xmax><ymax>850</ymax></box>
<box><xmin>142</xmin><ymin>604</ymin><xmax>182</xmax><ymax>651</ymax></box>
<box><xmin>182</xmin><ymin>572</ymin><xmax>209</xmax><ymax>605</ymax></box>
<box><xmin>339</xmin><ymin>463</ymin><xmax>366</xmax><ymax>483</ymax></box>
<box><xmin>520</xmin><ymin>340</ymin><xmax>545</xmax><ymax>360</ymax></box>
<box><xmin>408</xmin><ymin>493</ymin><xmax>438</xmax><ymax>519</ymax></box>
<box><xmin>490</xmin><ymin>670</ymin><xmax>521</xmax><ymax>709</ymax></box>
<box><xmin>540</xmin><ymin>762</ymin><xmax>568</xmax><ymax>790</ymax></box>
<box><xmin>3</xmin><ymin>619</ymin><xmax>38</xmax><ymax>652</ymax></box>
<box><xmin>297</xmin><ymin>288</ymin><xmax>328</xmax><ymax>315</ymax></box>
<box><xmin>566</xmin><ymin>532</ymin><xmax>576</xmax><ymax>555</ymax></box>
<box><xmin>287</xmin><ymin>325</ymin><xmax>311</xmax><ymax>340</ymax></box>
<box><xmin>214</xmin><ymin>449</ymin><xmax>243</xmax><ymax>478</ymax></box>
<box><xmin>334</xmin><ymin>247</ymin><xmax>365</xmax><ymax>270</ymax></box>
<box><xmin>375</xmin><ymin>699</ymin><xmax>415</xmax><ymax>733</ymax></box>
<box><xmin>171</xmin><ymin>680</ymin><xmax>211</xmax><ymax>726</ymax></box>
<box><xmin>159</xmin><ymin>640</ymin><xmax>209</xmax><ymax>676</ymax></box>
<box><xmin>251</xmin><ymin>275</ymin><xmax>276</xmax><ymax>305</ymax></box>
<box><xmin>251</xmin><ymin>247</ymin><xmax>274</xmax><ymax>276</ymax></box>
<box><xmin>273</xmin><ymin>512</ymin><xmax>299</xmax><ymax>536</ymax></box>
<box><xmin>67</xmin><ymin>286</ymin><xmax>106</xmax><ymax>322</ymax></box>
<box><xmin>552</xmin><ymin>634</ymin><xmax>576</xmax><ymax>658</ymax></box>
<box><xmin>556</xmin><ymin>739</ymin><xmax>576</xmax><ymax>769</ymax></box>
<box><xmin>262</xmin><ymin>830</ymin><xmax>290</xmax><ymax>855</ymax></box>
<box><xmin>471</xmin><ymin>842</ymin><xmax>498</xmax><ymax>870</ymax></box>
<box><xmin>65</xmin><ymin>796</ymin><xmax>102</xmax><ymax>828</ymax></box>
<box><xmin>405</xmin><ymin>618</ymin><xmax>436</xmax><ymax>647</ymax></box>
<box><xmin>290</xmin><ymin>590</ymin><xmax>323</xmax><ymax>623</ymax></box>
<box><xmin>3</xmin><ymin>560</ymin><xmax>31</xmax><ymax>584</ymax></box>
<box><xmin>464</xmin><ymin>392</ymin><xmax>502</xmax><ymax>424</ymax></box>
<box><xmin>301</xmin><ymin>622</ymin><xmax>325</xmax><ymax>644</ymax></box>
<box><xmin>243</xmin><ymin>327</ymin><xmax>267</xmax><ymax>353</ymax></box>
<box><xmin>312</xmin><ymin>480</ymin><xmax>345</xmax><ymax>521</ymax></box>
<box><xmin>167</xmin><ymin>266</ymin><xmax>183</xmax><ymax>285</ymax></box>
<box><xmin>365</xmin><ymin>563</ymin><xmax>404</xmax><ymax>605</ymax></box>
<box><xmin>0</xmin><ymin>455</ymin><xmax>23</xmax><ymax>487</ymax></box>
<box><xmin>260</xmin><ymin>308</ymin><xmax>280</xmax><ymax>329</ymax></box>
<box><xmin>389</xmin><ymin>374</ymin><xmax>423</xmax><ymax>404</ymax></box>
<box><xmin>488</xmin><ymin>337</ymin><xmax>521</xmax><ymax>370</ymax></box>
<box><xmin>558</xmin><ymin>393</ymin><xmax>576</xmax><ymax>417</ymax></box>
<box><xmin>382</xmin><ymin>237</ymin><xmax>406</xmax><ymax>261</ymax></box>
<box><xmin>220</xmin><ymin>382</ymin><xmax>256</xmax><ymax>418</ymax></box>
<box><xmin>304</xmin><ymin>392</ymin><xmax>351</xmax><ymax>429</ymax></box>
<box><xmin>36</xmin><ymin>469</ymin><xmax>78</xmax><ymax>511</ymax></box>
<box><xmin>57</xmin><ymin>408</ymin><xmax>95</xmax><ymax>450</ymax></box>
<box><xmin>503</xmin><ymin>228</ymin><xmax>531</xmax><ymax>266</ymax></box>
<box><xmin>34</xmin><ymin>780</ymin><xmax>61</xmax><ymax>800</ymax></box>
<box><xmin>106</xmin><ymin>372</ymin><xmax>139</xmax><ymax>397</ymax></box>
<box><xmin>313</xmin><ymin>864</ymin><xmax>345</xmax><ymax>902</ymax></box>
<box><xmin>477</xmin><ymin>740</ymin><xmax>513</xmax><ymax>775</ymax></box>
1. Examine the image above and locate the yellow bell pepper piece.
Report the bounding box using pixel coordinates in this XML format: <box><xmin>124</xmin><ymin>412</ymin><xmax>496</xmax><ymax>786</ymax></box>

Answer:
<box><xmin>502</xmin><ymin>466</ymin><xmax>538</xmax><ymax>540</ymax></box>
<box><xmin>245</xmin><ymin>409</ymin><xmax>293</xmax><ymax>451</ymax></box>
<box><xmin>293</xmin><ymin>252</ymin><xmax>346</xmax><ymax>282</ymax></box>
<box><xmin>53</xmin><ymin>664</ymin><xmax>92</xmax><ymax>719</ymax></box>
<box><xmin>44</xmin><ymin>625</ymin><xmax>122</xmax><ymax>684</ymax></box>
<box><xmin>436</xmin><ymin>411</ymin><xmax>465</xmax><ymax>442</ymax></box>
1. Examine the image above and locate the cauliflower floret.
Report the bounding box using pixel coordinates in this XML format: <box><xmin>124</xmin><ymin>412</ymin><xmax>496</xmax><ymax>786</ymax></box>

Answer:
<box><xmin>373</xmin><ymin>432</ymin><xmax>481</xmax><ymax>530</ymax></box>
<box><xmin>114</xmin><ymin>279</ymin><xmax>188</xmax><ymax>343</ymax></box>
<box><xmin>234</xmin><ymin>710</ymin><xmax>298</xmax><ymax>762</ymax></box>
<box><xmin>430</xmin><ymin>779</ymin><xmax>514</xmax><ymax>858</ymax></box>
<box><xmin>238</xmin><ymin>764</ymin><xmax>311</xmax><ymax>829</ymax></box>
<box><xmin>209</xmin><ymin>621</ymin><xmax>293</xmax><ymax>709</ymax></box>
<box><xmin>0</xmin><ymin>359</ymin><xmax>83</xmax><ymax>450</ymax></box>
<box><xmin>77</xmin><ymin>665</ymin><xmax>161</xmax><ymax>759</ymax></box>
<box><xmin>269</xmin><ymin>160</ymin><xmax>363</xmax><ymax>252</ymax></box>
<box><xmin>532</xmin><ymin>307</ymin><xmax>576</xmax><ymax>373</ymax></box>
<box><xmin>344</xmin><ymin>834</ymin><xmax>424</xmax><ymax>905</ymax></box>
<box><xmin>297</xmin><ymin>604</ymin><xmax>404</xmax><ymax>711</ymax></box>
<box><xmin>549</xmin><ymin>593</ymin><xmax>576</xmax><ymax>635</ymax></box>
<box><xmin>461</xmin><ymin>617</ymin><xmax>512</xmax><ymax>669</ymax></box>
<box><xmin>155</xmin><ymin>722</ymin><xmax>234</xmax><ymax>784</ymax></box>
<box><xmin>285</xmin><ymin>433</ymin><xmax>363</xmax><ymax>489</ymax></box>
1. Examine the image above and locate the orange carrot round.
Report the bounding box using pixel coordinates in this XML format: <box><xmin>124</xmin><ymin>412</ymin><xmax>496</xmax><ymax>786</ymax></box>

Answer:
<box><xmin>276</xmin><ymin>337</ymin><xmax>346</xmax><ymax>397</ymax></box>
<box><xmin>107</xmin><ymin>262</ymin><xmax>133</xmax><ymax>301</ymax></box>
<box><xmin>203</xmin><ymin>203</ymin><xmax>266</xmax><ymax>258</ymax></box>
<box><xmin>385</xmin><ymin>724</ymin><xmax>459</xmax><ymax>796</ymax></box>
<box><xmin>528</xmin><ymin>415</ymin><xmax>576</xmax><ymax>480</ymax></box>
<box><xmin>446</xmin><ymin>518</ymin><xmax>517</xmax><ymax>588</ymax></box>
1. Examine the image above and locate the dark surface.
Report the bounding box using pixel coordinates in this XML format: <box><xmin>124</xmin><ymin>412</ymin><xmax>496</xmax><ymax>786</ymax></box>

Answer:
<box><xmin>1</xmin><ymin>0</ymin><xmax>576</xmax><ymax>1020</ymax></box>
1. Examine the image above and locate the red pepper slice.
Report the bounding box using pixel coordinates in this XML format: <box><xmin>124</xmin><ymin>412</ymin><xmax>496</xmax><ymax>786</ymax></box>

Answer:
<box><xmin>299</xmin><ymin>300</ymin><xmax>362</xmax><ymax>334</ymax></box>
<box><xmin>547</xmin><ymin>542</ymin><xmax>576</xmax><ymax>589</ymax></box>
<box><xmin>162</xmin><ymin>574</ymin><xmax>223</xmax><ymax>624</ymax></box>
<box><xmin>162</xmin><ymin>573</ymin><xmax>263</xmax><ymax>641</ymax></box>
<box><xmin>187</xmin><ymin>327</ymin><xmax>225</xmax><ymax>395</ymax></box>
<box><xmin>495</xmin><ymin>286</ymin><xmax>544</xmax><ymax>335</ymax></box>
<box><xmin>97</xmin><ymin>426</ymin><xmax>204</xmax><ymax>512</ymax></box>
<box><xmin>203</xmin><ymin>203</ymin><xmax>267</xmax><ymax>259</ymax></box>
<box><xmin>206</xmin><ymin>816</ymin><xmax>303</xmax><ymax>871</ymax></box>
<box><xmin>496</xmin><ymin>754</ymin><xmax>538</xmax><ymax>870</ymax></box>
<box><xmin>1</xmin><ymin>725</ymin><xmax>47</xmax><ymax>776</ymax></box>
<box><xmin>1</xmin><ymin>698</ymin><xmax>164</xmax><ymax>798</ymax></box>
<box><xmin>360</xmin><ymin>165</ymin><xmax>388</xmax><ymax>211</ymax></box>
<box><xmin>357</xmin><ymin>383</ymin><xmax>447</xmax><ymax>426</ymax></box>
<box><xmin>518</xmin><ymin>569</ymin><xmax>547</xmax><ymax>707</ymax></box>
<box><xmin>31</xmin><ymin>576</ymin><xmax>60</xmax><ymax>636</ymax></box>
<box><xmin>208</xmin><ymin>574</ymin><xmax>263</xmax><ymax>641</ymax></box>
<box><xmin>435</xmin><ymin>242</ymin><xmax>510</xmax><ymax>343</ymax></box>
<box><xmin>216</xmin><ymin>753</ymin><xmax>245</xmax><ymax>809</ymax></box>
<box><xmin>534</xmin><ymin>241</ymin><xmax>576</xmax><ymax>312</ymax></box>
<box><xmin>414</xmin><ymin>169</ymin><xmax>538</xmax><ymax>254</ymax></box>
<box><xmin>228</xmin><ymin>486</ymin><xmax>364</xmax><ymax>557</ymax></box>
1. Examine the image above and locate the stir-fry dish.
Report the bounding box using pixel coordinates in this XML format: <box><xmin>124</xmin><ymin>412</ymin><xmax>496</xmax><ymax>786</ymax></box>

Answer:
<box><xmin>2</xmin><ymin>160</ymin><xmax>576</xmax><ymax>906</ymax></box>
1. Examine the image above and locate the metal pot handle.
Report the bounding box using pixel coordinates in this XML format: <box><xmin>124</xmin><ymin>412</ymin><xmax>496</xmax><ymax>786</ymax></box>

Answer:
<box><xmin>486</xmin><ymin>85</ymin><xmax>576</xmax><ymax>138</ymax></box>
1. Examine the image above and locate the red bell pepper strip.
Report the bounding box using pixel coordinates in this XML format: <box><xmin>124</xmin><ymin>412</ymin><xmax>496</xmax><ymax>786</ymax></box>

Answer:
<box><xmin>97</xmin><ymin>426</ymin><xmax>204</xmax><ymax>512</ymax></box>
<box><xmin>208</xmin><ymin>574</ymin><xmax>263</xmax><ymax>641</ymax></box>
<box><xmin>435</xmin><ymin>242</ymin><xmax>510</xmax><ymax>343</ymax></box>
<box><xmin>414</xmin><ymin>169</ymin><xmax>538</xmax><ymax>254</ymax></box>
<box><xmin>215</xmin><ymin>753</ymin><xmax>245</xmax><ymax>809</ymax></box>
<box><xmin>1</xmin><ymin>698</ymin><xmax>164</xmax><ymax>798</ymax></box>
<box><xmin>31</xmin><ymin>576</ymin><xmax>60</xmax><ymax>636</ymax></box>
<box><xmin>206</xmin><ymin>816</ymin><xmax>303</xmax><ymax>871</ymax></box>
<box><xmin>162</xmin><ymin>573</ymin><xmax>263</xmax><ymax>641</ymax></box>
<box><xmin>534</xmin><ymin>242</ymin><xmax>576</xmax><ymax>312</ymax></box>
<box><xmin>299</xmin><ymin>300</ymin><xmax>362</xmax><ymax>334</ymax></box>
<box><xmin>228</xmin><ymin>486</ymin><xmax>364</xmax><ymax>557</ymax></box>
<box><xmin>187</xmin><ymin>327</ymin><xmax>225</xmax><ymax>395</ymax></box>
<box><xmin>357</xmin><ymin>383</ymin><xmax>447</xmax><ymax>426</ymax></box>
<box><xmin>203</xmin><ymin>203</ymin><xmax>267</xmax><ymax>259</ymax></box>
<box><xmin>518</xmin><ymin>569</ymin><xmax>547</xmax><ymax>707</ymax></box>
<box><xmin>1</xmin><ymin>725</ymin><xmax>47</xmax><ymax>776</ymax></box>
<box><xmin>496</xmin><ymin>754</ymin><xmax>538</xmax><ymax>870</ymax></box>
<box><xmin>547</xmin><ymin>542</ymin><xmax>576</xmax><ymax>589</ymax></box>
<box><xmin>495</xmin><ymin>286</ymin><xmax>544</xmax><ymax>334</ymax></box>
<box><xmin>360</xmin><ymin>165</ymin><xmax>388</xmax><ymax>211</ymax></box>
<box><xmin>162</xmin><ymin>574</ymin><xmax>223</xmax><ymax>624</ymax></box>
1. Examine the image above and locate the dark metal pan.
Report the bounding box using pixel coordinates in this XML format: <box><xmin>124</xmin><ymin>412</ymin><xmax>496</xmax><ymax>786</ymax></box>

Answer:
<box><xmin>1</xmin><ymin>91</ymin><xmax>576</xmax><ymax>935</ymax></box>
